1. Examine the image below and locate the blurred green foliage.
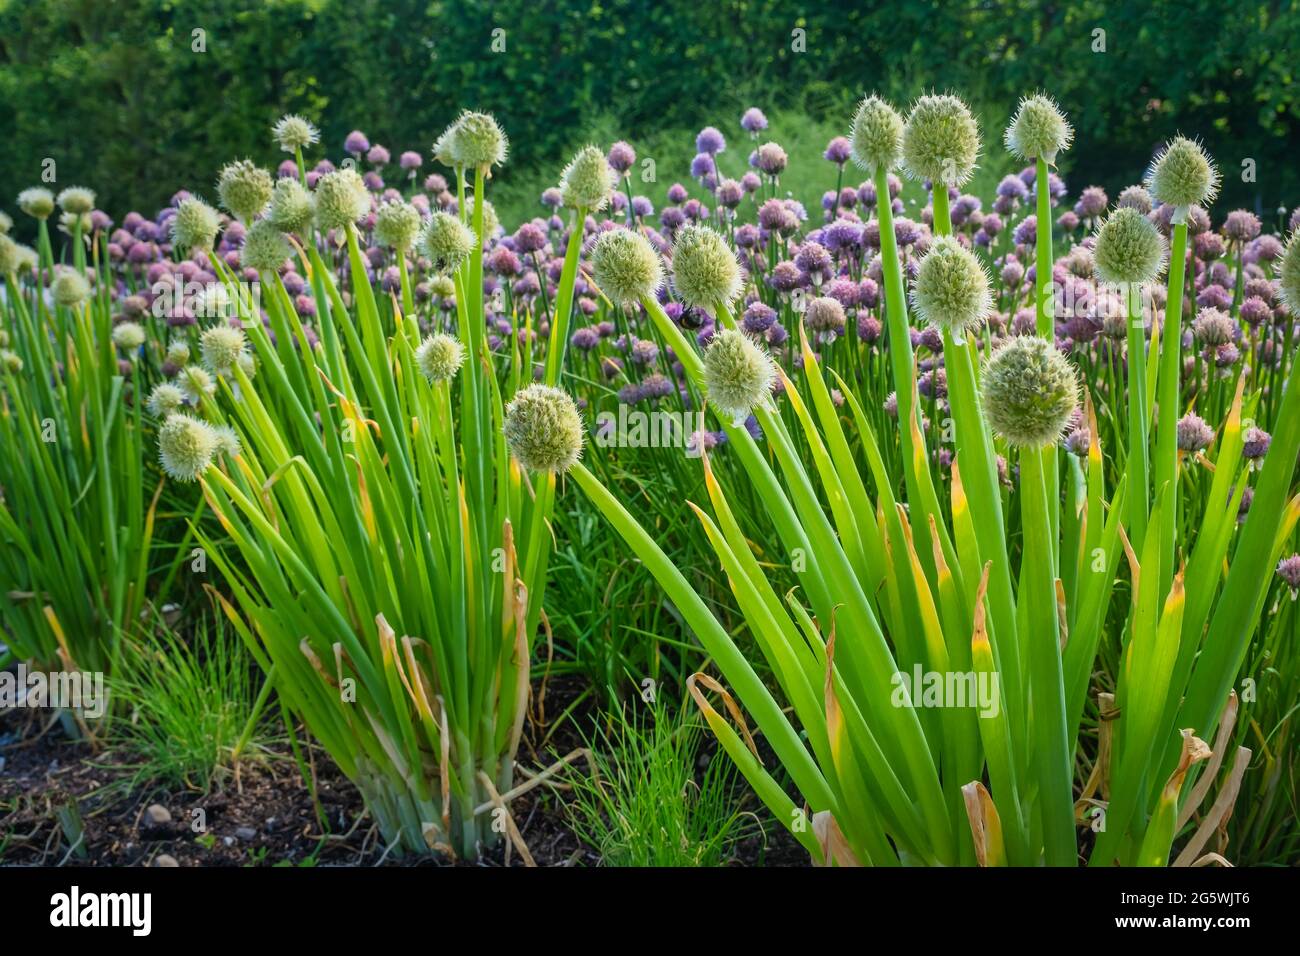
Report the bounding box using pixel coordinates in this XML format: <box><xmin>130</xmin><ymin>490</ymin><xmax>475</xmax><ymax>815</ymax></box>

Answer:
<box><xmin>1</xmin><ymin>0</ymin><xmax>1296</xmax><ymax>232</ymax></box>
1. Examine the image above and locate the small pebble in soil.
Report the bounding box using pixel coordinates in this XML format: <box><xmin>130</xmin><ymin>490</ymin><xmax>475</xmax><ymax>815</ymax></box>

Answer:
<box><xmin>235</xmin><ymin>826</ymin><xmax>257</xmax><ymax>841</ymax></box>
<box><xmin>144</xmin><ymin>804</ymin><xmax>172</xmax><ymax>826</ymax></box>
<box><xmin>153</xmin><ymin>854</ymin><xmax>179</xmax><ymax>867</ymax></box>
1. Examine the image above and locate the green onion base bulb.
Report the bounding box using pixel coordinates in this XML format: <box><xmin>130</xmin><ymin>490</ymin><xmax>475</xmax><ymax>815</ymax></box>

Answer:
<box><xmin>18</xmin><ymin>187</ymin><xmax>55</xmax><ymax>220</ymax></box>
<box><xmin>267</xmin><ymin>178</ymin><xmax>314</xmax><ymax>234</ymax></box>
<box><xmin>591</xmin><ymin>228</ymin><xmax>663</xmax><ymax>307</ymax></box>
<box><xmin>171</xmin><ymin>197</ymin><xmax>222</xmax><ymax>253</ymax></box>
<box><xmin>1004</xmin><ymin>93</ymin><xmax>1073</xmax><ymax>163</ymax></box>
<box><xmin>1093</xmin><ymin>206</ymin><xmax>1167</xmax><ymax>287</ymax></box>
<box><xmin>849</xmin><ymin>95</ymin><xmax>904</xmax><ymax>174</ymax></box>
<box><xmin>415</xmin><ymin>333</ymin><xmax>465</xmax><ymax>383</ymax></box>
<box><xmin>503</xmin><ymin>384</ymin><xmax>584</xmax><ymax>474</ymax></box>
<box><xmin>559</xmin><ymin>145</ymin><xmax>616</xmax><ymax>211</ymax></box>
<box><xmin>981</xmin><ymin>336</ymin><xmax>1080</xmax><ymax>448</ymax></box>
<box><xmin>703</xmin><ymin>328</ymin><xmax>776</xmax><ymax>425</ymax></box>
<box><xmin>910</xmin><ymin>235</ymin><xmax>991</xmax><ymax>339</ymax></box>
<box><xmin>216</xmin><ymin>160</ymin><xmax>274</xmax><ymax>222</ymax></box>
<box><xmin>313</xmin><ymin>168</ymin><xmax>371</xmax><ymax>232</ymax></box>
<box><xmin>670</xmin><ymin>223</ymin><xmax>743</xmax><ymax>310</ymax></box>
<box><xmin>902</xmin><ymin>93</ymin><xmax>980</xmax><ymax>187</ymax></box>
<box><xmin>51</xmin><ymin>268</ymin><xmax>91</xmax><ymax>307</ymax></box>
<box><xmin>1146</xmin><ymin>136</ymin><xmax>1220</xmax><ymax>213</ymax></box>
<box><xmin>420</xmin><ymin>211</ymin><xmax>477</xmax><ymax>276</ymax></box>
<box><xmin>158</xmin><ymin>414</ymin><xmax>218</xmax><ymax>482</ymax></box>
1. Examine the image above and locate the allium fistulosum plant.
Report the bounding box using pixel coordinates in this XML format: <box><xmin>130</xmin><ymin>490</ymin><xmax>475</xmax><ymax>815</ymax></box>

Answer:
<box><xmin>183</xmin><ymin>111</ymin><xmax>572</xmax><ymax>859</ymax></box>
<box><xmin>549</xmin><ymin>94</ymin><xmax>1300</xmax><ymax>865</ymax></box>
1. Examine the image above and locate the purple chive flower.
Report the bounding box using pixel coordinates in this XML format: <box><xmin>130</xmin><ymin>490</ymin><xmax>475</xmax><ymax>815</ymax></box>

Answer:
<box><xmin>742</xmin><ymin>301</ymin><xmax>777</xmax><ymax>333</ymax></box>
<box><xmin>400</xmin><ymin>151</ymin><xmax>423</xmax><ymax>171</ymax></box>
<box><xmin>541</xmin><ymin>187</ymin><xmax>564</xmax><ymax>209</ymax></box>
<box><xmin>514</xmin><ymin>222</ymin><xmax>548</xmax><ymax>254</ymax></box>
<box><xmin>766</xmin><ymin>323</ymin><xmax>788</xmax><ymax>347</ymax></box>
<box><xmin>690</xmin><ymin>152</ymin><xmax>715</xmax><ymax>180</ymax></box>
<box><xmin>1242</xmin><ymin>425</ymin><xmax>1271</xmax><ymax>461</ymax></box>
<box><xmin>1240</xmin><ymin>296</ymin><xmax>1271</xmax><ymax>328</ymax></box>
<box><xmin>344</xmin><ymin>130</ymin><xmax>370</xmax><ymax>155</ymax></box>
<box><xmin>734</xmin><ymin>224</ymin><xmax>760</xmax><ymax>248</ymax></box>
<box><xmin>608</xmin><ymin>141</ymin><xmax>636</xmax><ymax>175</ymax></box>
<box><xmin>1013</xmin><ymin>216</ymin><xmax>1038</xmax><ymax>246</ymax></box>
<box><xmin>857</xmin><ymin>315</ymin><xmax>882</xmax><ymax>343</ymax></box>
<box><xmin>1277</xmin><ymin>554</ymin><xmax>1300</xmax><ymax>591</ymax></box>
<box><xmin>794</xmin><ymin>241</ymin><xmax>833</xmax><ymax>283</ymax></box>
<box><xmin>1197</xmin><ymin>284</ymin><xmax>1233</xmax><ymax>310</ymax></box>
<box><xmin>823</xmin><ymin>136</ymin><xmax>852</xmax><ymax>165</ymax></box>
<box><xmin>366</xmin><ymin>144</ymin><xmax>390</xmax><ymax>166</ymax></box>
<box><xmin>666</xmin><ymin>182</ymin><xmax>689</xmax><ymax>204</ymax></box>
<box><xmin>1195</xmin><ymin>231</ymin><xmax>1226</xmax><ymax>260</ymax></box>
<box><xmin>997</xmin><ymin>174</ymin><xmax>1029</xmax><ymax>201</ymax></box>
<box><xmin>740</xmin><ymin>171</ymin><xmax>762</xmax><ymax>194</ymax></box>
<box><xmin>768</xmin><ymin>260</ymin><xmax>804</xmax><ymax>293</ymax></box>
<box><xmin>696</xmin><ymin>126</ymin><xmax>726</xmax><ymax>155</ymax></box>
<box><xmin>1057</xmin><ymin>211</ymin><xmax>1080</xmax><ymax>232</ymax></box>
<box><xmin>740</xmin><ymin>107</ymin><xmax>768</xmax><ymax>133</ymax></box>
<box><xmin>1223</xmin><ymin>209</ymin><xmax>1262</xmax><ymax>243</ymax></box>
<box><xmin>631</xmin><ymin>195</ymin><xmax>654</xmax><ymax>218</ymax></box>
<box><xmin>1074</xmin><ymin>186</ymin><xmax>1108</xmax><ymax>219</ymax></box>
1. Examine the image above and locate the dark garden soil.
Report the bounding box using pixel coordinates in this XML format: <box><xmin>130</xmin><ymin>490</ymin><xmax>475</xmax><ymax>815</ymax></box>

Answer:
<box><xmin>0</xmin><ymin>675</ymin><xmax>808</xmax><ymax>867</ymax></box>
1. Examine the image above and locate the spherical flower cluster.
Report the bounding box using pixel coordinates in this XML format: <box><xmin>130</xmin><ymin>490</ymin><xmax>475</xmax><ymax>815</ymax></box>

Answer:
<box><xmin>170</xmin><ymin>197</ymin><xmax>222</xmax><ymax>253</ymax></box>
<box><xmin>1242</xmin><ymin>425</ymin><xmax>1272</xmax><ymax>462</ymax></box>
<box><xmin>670</xmin><ymin>223</ymin><xmax>743</xmax><ymax>309</ymax></box>
<box><xmin>1192</xmin><ymin>307</ymin><xmax>1235</xmax><ymax>346</ymax></box>
<box><xmin>1004</xmin><ymin>93</ymin><xmax>1073</xmax><ymax>162</ymax></box>
<box><xmin>1176</xmin><ymin>412</ymin><xmax>1215</xmax><ymax>453</ymax></box>
<box><xmin>178</xmin><ymin>364</ymin><xmax>216</xmax><ymax>404</ymax></box>
<box><xmin>1093</xmin><ymin>206</ymin><xmax>1167</xmax><ymax>286</ymax></box>
<box><xmin>740</xmin><ymin>108</ymin><xmax>768</xmax><ymax>133</ymax></box>
<box><xmin>415</xmin><ymin>333</ymin><xmax>465</xmax><ymax>383</ymax></box>
<box><xmin>0</xmin><ymin>234</ymin><xmax>17</xmax><ymax>276</ymax></box>
<box><xmin>57</xmin><ymin>186</ymin><xmax>96</xmax><ymax>215</ymax></box>
<box><xmin>910</xmin><ymin>235</ymin><xmax>991</xmax><ymax>337</ymax></box>
<box><xmin>1276</xmin><ymin>554</ymin><xmax>1300</xmax><ymax>593</ymax></box>
<box><xmin>313</xmin><ymin>168</ymin><xmax>371</xmax><ymax>231</ymax></box>
<box><xmin>272</xmin><ymin>114</ymin><xmax>319</xmax><ymax>153</ymax></box>
<box><xmin>216</xmin><ymin>160</ymin><xmax>274</xmax><ymax>221</ymax></box>
<box><xmin>18</xmin><ymin>187</ymin><xmax>56</xmax><ymax>219</ymax></box>
<box><xmin>51</xmin><ymin>268</ymin><xmax>91</xmax><ymax>307</ymax></box>
<box><xmin>444</xmin><ymin>111</ymin><xmax>509</xmax><ymax>170</ymax></box>
<box><xmin>267</xmin><ymin>178</ymin><xmax>314</xmax><ymax>234</ymax></box>
<box><xmin>112</xmin><ymin>321</ymin><xmax>146</xmax><ymax>352</ymax></box>
<box><xmin>980</xmin><ymin>336</ymin><xmax>1080</xmax><ymax>448</ymax></box>
<box><xmin>146</xmin><ymin>382</ymin><xmax>186</xmax><ymax>418</ymax></box>
<box><xmin>559</xmin><ymin>145</ymin><xmax>616</xmax><ymax>211</ymax></box>
<box><xmin>703</xmin><ymin>328</ymin><xmax>776</xmax><ymax>424</ymax></box>
<box><xmin>157</xmin><ymin>414</ymin><xmax>218</xmax><ymax>482</ymax></box>
<box><xmin>902</xmin><ymin>93</ymin><xmax>980</xmax><ymax>186</ymax></box>
<box><xmin>1117</xmin><ymin>185</ymin><xmax>1153</xmax><ymax>213</ymax></box>
<box><xmin>240</xmin><ymin>219</ymin><xmax>291</xmax><ymax>273</ymax></box>
<box><xmin>1146</xmin><ymin>136</ymin><xmax>1220</xmax><ymax>211</ymax></box>
<box><xmin>374</xmin><ymin>200</ymin><xmax>422</xmax><ymax>251</ymax></box>
<box><xmin>754</xmin><ymin>143</ymin><xmax>788</xmax><ymax>176</ymax></box>
<box><xmin>850</xmin><ymin>96</ymin><xmax>904</xmax><ymax>174</ymax></box>
<box><xmin>591</xmin><ymin>228</ymin><xmax>663</xmax><ymax>307</ymax></box>
<box><xmin>420</xmin><ymin>211</ymin><xmax>477</xmax><ymax>275</ymax></box>
<box><xmin>804</xmin><ymin>296</ymin><xmax>846</xmax><ymax>341</ymax></box>
<box><xmin>503</xmin><ymin>384</ymin><xmax>584</xmax><ymax>473</ymax></box>
<box><xmin>212</xmin><ymin>425</ymin><xmax>242</xmax><ymax>459</ymax></box>
<box><xmin>200</xmin><ymin>324</ymin><xmax>248</xmax><ymax>376</ymax></box>
<box><xmin>1278</xmin><ymin>232</ymin><xmax>1300</xmax><ymax>312</ymax></box>
<box><xmin>608</xmin><ymin>141</ymin><xmax>636</xmax><ymax>175</ymax></box>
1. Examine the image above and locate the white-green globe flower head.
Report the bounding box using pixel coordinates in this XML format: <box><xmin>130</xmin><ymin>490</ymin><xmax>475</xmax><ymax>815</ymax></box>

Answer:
<box><xmin>170</xmin><ymin>197</ymin><xmax>222</xmax><ymax>253</ymax></box>
<box><xmin>112</xmin><ymin>321</ymin><xmax>146</xmax><ymax>352</ymax></box>
<box><xmin>51</xmin><ymin>268</ymin><xmax>91</xmax><ymax>307</ymax></box>
<box><xmin>56</xmin><ymin>186</ymin><xmax>96</xmax><ymax>215</ymax></box>
<box><xmin>503</xmin><ymin>383</ymin><xmax>584</xmax><ymax>474</ymax></box>
<box><xmin>18</xmin><ymin>187</ymin><xmax>55</xmax><ymax>220</ymax></box>
<box><xmin>671</xmin><ymin>223</ymin><xmax>743</xmax><ymax>310</ymax></box>
<box><xmin>1146</xmin><ymin>136</ymin><xmax>1220</xmax><ymax>214</ymax></box>
<box><xmin>216</xmin><ymin>160</ymin><xmax>274</xmax><ymax>221</ymax></box>
<box><xmin>981</xmin><ymin>336</ymin><xmax>1080</xmax><ymax>448</ymax></box>
<box><xmin>1</xmin><ymin>349</ymin><xmax>22</xmax><ymax>374</ymax></box>
<box><xmin>146</xmin><ymin>382</ymin><xmax>186</xmax><ymax>418</ymax></box>
<box><xmin>1093</xmin><ymin>206</ymin><xmax>1168</xmax><ymax>286</ymax></box>
<box><xmin>849</xmin><ymin>95</ymin><xmax>904</xmax><ymax>174</ymax></box>
<box><xmin>212</xmin><ymin>425</ymin><xmax>242</xmax><ymax>460</ymax></box>
<box><xmin>430</xmin><ymin>275</ymin><xmax>456</xmax><ymax>298</ymax></box>
<box><xmin>0</xmin><ymin>234</ymin><xmax>17</xmax><ymax>276</ymax></box>
<box><xmin>158</xmin><ymin>414</ymin><xmax>218</xmax><ymax>482</ymax></box>
<box><xmin>1278</xmin><ymin>232</ymin><xmax>1300</xmax><ymax>313</ymax></box>
<box><xmin>13</xmin><ymin>244</ymin><xmax>37</xmax><ymax>274</ymax></box>
<box><xmin>237</xmin><ymin>350</ymin><xmax>257</xmax><ymax>380</ymax></box>
<box><xmin>415</xmin><ymin>332</ymin><xmax>465</xmax><ymax>383</ymax></box>
<box><xmin>448</xmin><ymin>111</ymin><xmax>509</xmax><ymax>171</ymax></box>
<box><xmin>465</xmin><ymin>195</ymin><xmax>499</xmax><ymax>236</ymax></box>
<box><xmin>200</xmin><ymin>324</ymin><xmax>247</xmax><ymax>376</ymax></box>
<box><xmin>591</xmin><ymin>228</ymin><xmax>663</xmax><ymax>307</ymax></box>
<box><xmin>0</xmin><ymin>211</ymin><xmax>11</xmax><ymax>234</ymax></box>
<box><xmin>703</xmin><ymin>328</ymin><xmax>776</xmax><ymax>425</ymax></box>
<box><xmin>559</xmin><ymin>145</ymin><xmax>616</xmax><ymax>212</ymax></box>
<box><xmin>374</xmin><ymin>200</ymin><xmax>422</xmax><ymax>251</ymax></box>
<box><xmin>432</xmin><ymin>126</ymin><xmax>458</xmax><ymax>168</ymax></box>
<box><xmin>266</xmin><ymin>177</ymin><xmax>314</xmax><ymax>234</ymax></box>
<box><xmin>272</xmin><ymin>114</ymin><xmax>319</xmax><ymax>153</ymax></box>
<box><xmin>1004</xmin><ymin>93</ymin><xmax>1073</xmax><ymax>163</ymax></box>
<box><xmin>420</xmin><ymin>211</ymin><xmax>477</xmax><ymax>275</ymax></box>
<box><xmin>902</xmin><ymin>93</ymin><xmax>980</xmax><ymax>187</ymax></box>
<box><xmin>240</xmin><ymin>219</ymin><xmax>291</xmax><ymax>274</ymax></box>
<box><xmin>178</xmin><ymin>364</ymin><xmax>217</xmax><ymax>404</ymax></box>
<box><xmin>910</xmin><ymin>235</ymin><xmax>992</xmax><ymax>338</ymax></box>
<box><xmin>314</xmin><ymin>167</ymin><xmax>371</xmax><ymax>232</ymax></box>
<box><xmin>165</xmin><ymin>340</ymin><xmax>191</xmax><ymax>367</ymax></box>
